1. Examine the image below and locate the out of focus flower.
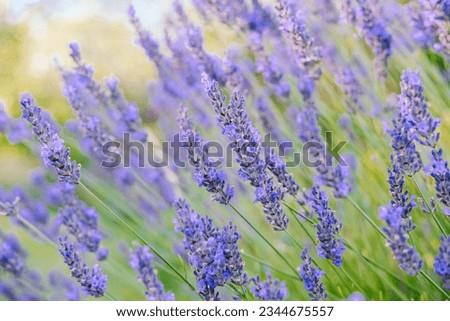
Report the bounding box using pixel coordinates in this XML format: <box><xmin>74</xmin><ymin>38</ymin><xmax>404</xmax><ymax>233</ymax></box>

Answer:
<box><xmin>177</xmin><ymin>105</ymin><xmax>234</xmax><ymax>205</ymax></box>
<box><xmin>434</xmin><ymin>235</ymin><xmax>450</xmax><ymax>290</ymax></box>
<box><xmin>250</xmin><ymin>273</ymin><xmax>288</xmax><ymax>301</ymax></box>
<box><xmin>430</xmin><ymin>149</ymin><xmax>450</xmax><ymax>210</ymax></box>
<box><xmin>379</xmin><ymin>205</ymin><xmax>423</xmax><ymax>275</ymax></box>
<box><xmin>0</xmin><ymin>234</ymin><xmax>25</xmax><ymax>276</ymax></box>
<box><xmin>130</xmin><ymin>246</ymin><xmax>175</xmax><ymax>301</ymax></box>
<box><xmin>307</xmin><ymin>187</ymin><xmax>345</xmax><ymax>267</ymax></box>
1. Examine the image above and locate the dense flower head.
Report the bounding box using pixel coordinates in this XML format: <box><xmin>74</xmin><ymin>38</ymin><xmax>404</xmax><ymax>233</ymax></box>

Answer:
<box><xmin>130</xmin><ymin>246</ymin><xmax>175</xmax><ymax>301</ymax></box>
<box><xmin>275</xmin><ymin>0</ymin><xmax>322</xmax><ymax>100</ymax></box>
<box><xmin>387</xmin><ymin>111</ymin><xmax>423</xmax><ymax>176</ymax></box>
<box><xmin>430</xmin><ymin>148</ymin><xmax>450</xmax><ymax>210</ymax></box>
<box><xmin>58</xmin><ymin>237</ymin><xmax>107</xmax><ymax>297</ymax></box>
<box><xmin>379</xmin><ymin>205</ymin><xmax>423</xmax><ymax>275</ymax></box>
<box><xmin>297</xmin><ymin>106</ymin><xmax>352</xmax><ymax>198</ymax></box>
<box><xmin>265</xmin><ymin>151</ymin><xmax>299</xmax><ymax>196</ymax></box>
<box><xmin>57</xmin><ymin>184</ymin><xmax>102</xmax><ymax>252</ymax></box>
<box><xmin>387</xmin><ymin>165</ymin><xmax>417</xmax><ymax>232</ymax></box>
<box><xmin>177</xmin><ymin>105</ymin><xmax>234</xmax><ymax>205</ymax></box>
<box><xmin>434</xmin><ymin>235</ymin><xmax>450</xmax><ymax>290</ymax></box>
<box><xmin>336</xmin><ymin>67</ymin><xmax>364</xmax><ymax>112</ymax></box>
<box><xmin>299</xmin><ymin>248</ymin><xmax>327</xmax><ymax>301</ymax></box>
<box><xmin>355</xmin><ymin>0</ymin><xmax>392</xmax><ymax>79</ymax></box>
<box><xmin>250</xmin><ymin>273</ymin><xmax>288</xmax><ymax>301</ymax></box>
<box><xmin>410</xmin><ymin>0</ymin><xmax>450</xmax><ymax>59</ymax></box>
<box><xmin>174</xmin><ymin>199</ymin><xmax>247</xmax><ymax>300</ymax></box>
<box><xmin>398</xmin><ymin>69</ymin><xmax>440</xmax><ymax>148</ymax></box>
<box><xmin>307</xmin><ymin>187</ymin><xmax>345</xmax><ymax>267</ymax></box>
<box><xmin>249</xmin><ymin>32</ymin><xmax>291</xmax><ymax>98</ymax></box>
<box><xmin>203</xmin><ymin>74</ymin><xmax>289</xmax><ymax>230</ymax></box>
<box><xmin>20</xmin><ymin>94</ymin><xmax>81</xmax><ymax>184</ymax></box>
<box><xmin>0</xmin><ymin>234</ymin><xmax>26</xmax><ymax>276</ymax></box>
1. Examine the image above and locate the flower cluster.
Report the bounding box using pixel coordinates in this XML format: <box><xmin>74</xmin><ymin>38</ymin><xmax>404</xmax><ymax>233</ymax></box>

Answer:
<box><xmin>130</xmin><ymin>246</ymin><xmax>175</xmax><ymax>301</ymax></box>
<box><xmin>177</xmin><ymin>105</ymin><xmax>234</xmax><ymax>204</ymax></box>
<box><xmin>434</xmin><ymin>235</ymin><xmax>450</xmax><ymax>290</ymax></box>
<box><xmin>398</xmin><ymin>69</ymin><xmax>440</xmax><ymax>148</ymax></box>
<box><xmin>174</xmin><ymin>199</ymin><xmax>247</xmax><ymax>300</ymax></box>
<box><xmin>307</xmin><ymin>187</ymin><xmax>345</xmax><ymax>267</ymax></box>
<box><xmin>354</xmin><ymin>0</ymin><xmax>392</xmax><ymax>79</ymax></box>
<box><xmin>203</xmin><ymin>75</ymin><xmax>289</xmax><ymax>230</ymax></box>
<box><xmin>20</xmin><ymin>95</ymin><xmax>81</xmax><ymax>184</ymax></box>
<box><xmin>379</xmin><ymin>205</ymin><xmax>423</xmax><ymax>275</ymax></box>
<box><xmin>299</xmin><ymin>249</ymin><xmax>327</xmax><ymax>301</ymax></box>
<box><xmin>250</xmin><ymin>273</ymin><xmax>288</xmax><ymax>301</ymax></box>
<box><xmin>58</xmin><ymin>237</ymin><xmax>107</xmax><ymax>297</ymax></box>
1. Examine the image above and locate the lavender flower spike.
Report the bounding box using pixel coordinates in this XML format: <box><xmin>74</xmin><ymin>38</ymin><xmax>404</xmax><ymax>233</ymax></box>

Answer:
<box><xmin>0</xmin><ymin>235</ymin><xmax>25</xmax><ymax>276</ymax></box>
<box><xmin>379</xmin><ymin>205</ymin><xmax>423</xmax><ymax>275</ymax></box>
<box><xmin>355</xmin><ymin>0</ymin><xmax>392</xmax><ymax>79</ymax></box>
<box><xmin>203</xmin><ymin>74</ymin><xmax>289</xmax><ymax>230</ymax></box>
<box><xmin>59</xmin><ymin>237</ymin><xmax>107</xmax><ymax>297</ymax></box>
<box><xmin>174</xmin><ymin>199</ymin><xmax>247</xmax><ymax>300</ymax></box>
<box><xmin>299</xmin><ymin>248</ymin><xmax>327</xmax><ymax>301</ymax></box>
<box><xmin>430</xmin><ymin>149</ymin><xmax>450</xmax><ymax>210</ymax></box>
<box><xmin>387</xmin><ymin>165</ymin><xmax>417</xmax><ymax>232</ymax></box>
<box><xmin>387</xmin><ymin>111</ymin><xmax>423</xmax><ymax>176</ymax></box>
<box><xmin>20</xmin><ymin>94</ymin><xmax>80</xmax><ymax>184</ymax></box>
<box><xmin>130</xmin><ymin>246</ymin><xmax>175</xmax><ymax>300</ymax></box>
<box><xmin>308</xmin><ymin>187</ymin><xmax>345</xmax><ymax>267</ymax></box>
<box><xmin>398</xmin><ymin>69</ymin><xmax>440</xmax><ymax>148</ymax></box>
<box><xmin>250</xmin><ymin>273</ymin><xmax>288</xmax><ymax>301</ymax></box>
<box><xmin>0</xmin><ymin>197</ymin><xmax>20</xmax><ymax>216</ymax></box>
<box><xmin>177</xmin><ymin>105</ymin><xmax>234</xmax><ymax>204</ymax></box>
<box><xmin>434</xmin><ymin>235</ymin><xmax>450</xmax><ymax>290</ymax></box>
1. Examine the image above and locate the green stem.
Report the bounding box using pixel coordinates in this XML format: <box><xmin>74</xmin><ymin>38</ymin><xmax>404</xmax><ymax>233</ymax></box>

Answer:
<box><xmin>229</xmin><ymin>204</ymin><xmax>298</xmax><ymax>275</ymax></box>
<box><xmin>347</xmin><ymin>196</ymin><xmax>386</xmax><ymax>238</ymax></box>
<box><xmin>419</xmin><ymin>270</ymin><xmax>450</xmax><ymax>300</ymax></box>
<box><xmin>411</xmin><ymin>177</ymin><xmax>447</xmax><ymax>237</ymax></box>
<box><xmin>79</xmin><ymin>181</ymin><xmax>198</xmax><ymax>294</ymax></box>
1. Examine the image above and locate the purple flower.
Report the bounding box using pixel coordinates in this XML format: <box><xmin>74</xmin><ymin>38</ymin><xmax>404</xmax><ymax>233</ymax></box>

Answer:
<box><xmin>336</xmin><ymin>67</ymin><xmax>364</xmax><ymax>112</ymax></box>
<box><xmin>130</xmin><ymin>246</ymin><xmax>175</xmax><ymax>301</ymax></box>
<box><xmin>355</xmin><ymin>0</ymin><xmax>392</xmax><ymax>79</ymax></box>
<box><xmin>0</xmin><ymin>197</ymin><xmax>20</xmax><ymax>217</ymax></box>
<box><xmin>0</xmin><ymin>103</ymin><xmax>9</xmax><ymax>133</ymax></box>
<box><xmin>250</xmin><ymin>273</ymin><xmax>288</xmax><ymax>301</ymax></box>
<box><xmin>398</xmin><ymin>69</ymin><xmax>441</xmax><ymax>148</ymax></box>
<box><xmin>57</xmin><ymin>184</ymin><xmax>102</xmax><ymax>253</ymax></box>
<box><xmin>434</xmin><ymin>235</ymin><xmax>450</xmax><ymax>290</ymax></box>
<box><xmin>387</xmin><ymin>165</ymin><xmax>417</xmax><ymax>232</ymax></box>
<box><xmin>203</xmin><ymin>75</ymin><xmax>289</xmax><ymax>230</ymax></box>
<box><xmin>177</xmin><ymin>105</ymin><xmax>234</xmax><ymax>205</ymax></box>
<box><xmin>266</xmin><ymin>152</ymin><xmax>299</xmax><ymax>196</ymax></box>
<box><xmin>58</xmin><ymin>237</ymin><xmax>107</xmax><ymax>297</ymax></box>
<box><xmin>307</xmin><ymin>187</ymin><xmax>345</xmax><ymax>267</ymax></box>
<box><xmin>49</xmin><ymin>271</ymin><xmax>80</xmax><ymax>300</ymax></box>
<box><xmin>0</xmin><ymin>235</ymin><xmax>25</xmax><ymax>276</ymax></box>
<box><xmin>20</xmin><ymin>94</ymin><xmax>81</xmax><ymax>184</ymax></box>
<box><xmin>299</xmin><ymin>248</ymin><xmax>327</xmax><ymax>301</ymax></box>
<box><xmin>297</xmin><ymin>106</ymin><xmax>352</xmax><ymax>198</ymax></box>
<box><xmin>387</xmin><ymin>111</ymin><xmax>423</xmax><ymax>176</ymax></box>
<box><xmin>430</xmin><ymin>149</ymin><xmax>450</xmax><ymax>209</ymax></box>
<box><xmin>174</xmin><ymin>199</ymin><xmax>247</xmax><ymax>300</ymax></box>
<box><xmin>379</xmin><ymin>205</ymin><xmax>423</xmax><ymax>275</ymax></box>
<box><xmin>275</xmin><ymin>0</ymin><xmax>322</xmax><ymax>100</ymax></box>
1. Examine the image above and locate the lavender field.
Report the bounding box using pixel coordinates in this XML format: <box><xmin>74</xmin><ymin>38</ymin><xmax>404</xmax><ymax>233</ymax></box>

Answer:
<box><xmin>0</xmin><ymin>0</ymin><xmax>449</xmax><ymax>301</ymax></box>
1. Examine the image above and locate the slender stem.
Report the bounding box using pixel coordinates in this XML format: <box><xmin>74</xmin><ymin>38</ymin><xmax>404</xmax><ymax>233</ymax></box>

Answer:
<box><xmin>347</xmin><ymin>196</ymin><xmax>386</xmax><ymax>238</ymax></box>
<box><xmin>79</xmin><ymin>181</ymin><xmax>198</xmax><ymax>294</ymax></box>
<box><xmin>229</xmin><ymin>203</ymin><xmax>298</xmax><ymax>275</ymax></box>
<box><xmin>241</xmin><ymin>252</ymin><xmax>299</xmax><ymax>281</ymax></box>
<box><xmin>15</xmin><ymin>215</ymin><xmax>57</xmax><ymax>249</ymax></box>
<box><xmin>419</xmin><ymin>270</ymin><xmax>450</xmax><ymax>300</ymax></box>
<box><xmin>411</xmin><ymin>177</ymin><xmax>447</xmax><ymax>236</ymax></box>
